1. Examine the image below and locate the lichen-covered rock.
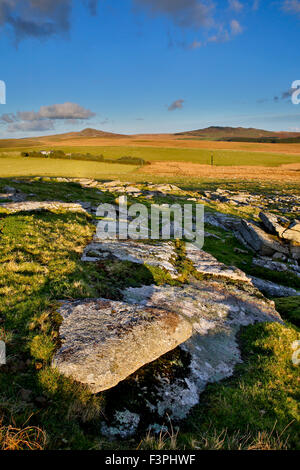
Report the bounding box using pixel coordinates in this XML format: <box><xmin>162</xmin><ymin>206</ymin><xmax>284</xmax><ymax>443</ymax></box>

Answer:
<box><xmin>82</xmin><ymin>240</ymin><xmax>178</xmax><ymax>277</ymax></box>
<box><xmin>101</xmin><ymin>410</ymin><xmax>140</xmax><ymax>438</ymax></box>
<box><xmin>122</xmin><ymin>281</ymin><xmax>282</xmax><ymax>419</ymax></box>
<box><xmin>53</xmin><ymin>298</ymin><xmax>192</xmax><ymax>393</ymax></box>
<box><xmin>204</xmin><ymin>210</ymin><xmax>240</xmax><ymax>232</ymax></box>
<box><xmin>0</xmin><ymin>200</ymin><xmax>89</xmax><ymax>214</ymax></box>
<box><xmin>253</xmin><ymin>256</ymin><xmax>300</xmax><ymax>277</ymax></box>
<box><xmin>54</xmin><ymin>275</ymin><xmax>282</xmax><ymax>424</ymax></box>
<box><xmin>186</xmin><ymin>244</ymin><xmax>251</xmax><ymax>282</ymax></box>
<box><xmin>250</xmin><ymin>276</ymin><xmax>300</xmax><ymax>298</ymax></box>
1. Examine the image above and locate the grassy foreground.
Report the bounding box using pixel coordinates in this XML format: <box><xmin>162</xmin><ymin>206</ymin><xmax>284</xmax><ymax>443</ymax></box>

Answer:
<box><xmin>0</xmin><ymin>178</ymin><xmax>299</xmax><ymax>450</ymax></box>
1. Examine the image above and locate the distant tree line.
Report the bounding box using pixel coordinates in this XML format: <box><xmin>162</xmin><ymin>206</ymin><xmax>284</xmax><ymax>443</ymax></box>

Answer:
<box><xmin>21</xmin><ymin>150</ymin><xmax>149</xmax><ymax>166</ymax></box>
<box><xmin>218</xmin><ymin>136</ymin><xmax>300</xmax><ymax>143</ymax></box>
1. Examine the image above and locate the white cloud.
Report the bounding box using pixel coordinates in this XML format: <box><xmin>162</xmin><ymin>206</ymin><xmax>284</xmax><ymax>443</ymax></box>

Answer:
<box><xmin>1</xmin><ymin>102</ymin><xmax>96</xmax><ymax>133</ymax></box>
<box><xmin>16</xmin><ymin>102</ymin><xmax>95</xmax><ymax>121</ymax></box>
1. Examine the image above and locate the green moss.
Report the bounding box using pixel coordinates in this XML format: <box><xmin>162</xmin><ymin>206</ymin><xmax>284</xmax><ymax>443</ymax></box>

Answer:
<box><xmin>274</xmin><ymin>297</ymin><xmax>300</xmax><ymax>327</ymax></box>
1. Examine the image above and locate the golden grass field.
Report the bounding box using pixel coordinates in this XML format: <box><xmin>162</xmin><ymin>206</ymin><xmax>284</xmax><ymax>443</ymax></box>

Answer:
<box><xmin>140</xmin><ymin>161</ymin><xmax>300</xmax><ymax>182</ymax></box>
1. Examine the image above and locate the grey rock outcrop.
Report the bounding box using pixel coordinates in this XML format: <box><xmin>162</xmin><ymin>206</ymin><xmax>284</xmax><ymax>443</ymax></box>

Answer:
<box><xmin>53</xmin><ymin>298</ymin><xmax>192</xmax><ymax>394</ymax></box>
<box><xmin>82</xmin><ymin>240</ymin><xmax>178</xmax><ymax>278</ymax></box>
<box><xmin>250</xmin><ymin>276</ymin><xmax>300</xmax><ymax>298</ymax></box>
<box><xmin>186</xmin><ymin>244</ymin><xmax>251</xmax><ymax>282</ymax></box>
<box><xmin>53</xmin><ymin>280</ymin><xmax>281</xmax><ymax>399</ymax></box>
<box><xmin>0</xmin><ymin>200</ymin><xmax>89</xmax><ymax>214</ymax></box>
<box><xmin>238</xmin><ymin>220</ymin><xmax>289</xmax><ymax>256</ymax></box>
<box><xmin>259</xmin><ymin>212</ymin><xmax>286</xmax><ymax>237</ymax></box>
<box><xmin>253</xmin><ymin>256</ymin><xmax>300</xmax><ymax>277</ymax></box>
<box><xmin>281</xmin><ymin>222</ymin><xmax>300</xmax><ymax>244</ymax></box>
<box><xmin>123</xmin><ymin>282</ymin><xmax>281</xmax><ymax>419</ymax></box>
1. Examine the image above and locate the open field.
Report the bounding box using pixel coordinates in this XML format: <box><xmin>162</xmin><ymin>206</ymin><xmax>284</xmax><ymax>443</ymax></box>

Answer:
<box><xmin>140</xmin><ymin>161</ymin><xmax>300</xmax><ymax>182</ymax></box>
<box><xmin>28</xmin><ymin>146</ymin><xmax>300</xmax><ymax>166</ymax></box>
<box><xmin>0</xmin><ymin>156</ymin><xmax>138</xmax><ymax>179</ymax></box>
<box><xmin>1</xmin><ymin>152</ymin><xmax>300</xmax><ymax>183</ymax></box>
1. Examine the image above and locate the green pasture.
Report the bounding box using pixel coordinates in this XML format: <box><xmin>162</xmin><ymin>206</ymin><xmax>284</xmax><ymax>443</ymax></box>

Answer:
<box><xmin>0</xmin><ymin>155</ymin><xmax>137</xmax><ymax>179</ymax></box>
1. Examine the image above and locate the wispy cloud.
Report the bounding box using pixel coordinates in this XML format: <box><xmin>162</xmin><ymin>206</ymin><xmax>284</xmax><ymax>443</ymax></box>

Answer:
<box><xmin>133</xmin><ymin>0</ymin><xmax>214</xmax><ymax>29</ymax></box>
<box><xmin>281</xmin><ymin>0</ymin><xmax>300</xmax><ymax>16</ymax></box>
<box><xmin>228</xmin><ymin>0</ymin><xmax>244</xmax><ymax>13</ymax></box>
<box><xmin>0</xmin><ymin>0</ymin><xmax>99</xmax><ymax>42</ymax></box>
<box><xmin>206</xmin><ymin>19</ymin><xmax>243</xmax><ymax>45</ymax></box>
<box><xmin>274</xmin><ymin>88</ymin><xmax>294</xmax><ymax>102</ymax></box>
<box><xmin>252</xmin><ymin>0</ymin><xmax>260</xmax><ymax>10</ymax></box>
<box><xmin>168</xmin><ymin>99</ymin><xmax>184</xmax><ymax>111</ymax></box>
<box><xmin>7</xmin><ymin>120</ymin><xmax>55</xmax><ymax>133</ymax></box>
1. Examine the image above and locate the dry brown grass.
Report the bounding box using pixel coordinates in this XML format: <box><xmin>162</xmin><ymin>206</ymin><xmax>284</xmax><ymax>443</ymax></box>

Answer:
<box><xmin>0</xmin><ymin>418</ymin><xmax>46</xmax><ymax>450</ymax></box>
<box><xmin>140</xmin><ymin>161</ymin><xmax>300</xmax><ymax>182</ymax></box>
<box><xmin>138</xmin><ymin>426</ymin><xmax>290</xmax><ymax>451</ymax></box>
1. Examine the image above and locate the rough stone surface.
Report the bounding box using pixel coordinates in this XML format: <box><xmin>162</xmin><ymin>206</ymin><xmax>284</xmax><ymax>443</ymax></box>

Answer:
<box><xmin>253</xmin><ymin>256</ymin><xmax>300</xmax><ymax>277</ymax></box>
<box><xmin>199</xmin><ymin>188</ymin><xmax>300</xmax><ymax>217</ymax></box>
<box><xmin>0</xmin><ymin>200</ymin><xmax>89</xmax><ymax>214</ymax></box>
<box><xmin>185</xmin><ymin>244</ymin><xmax>251</xmax><ymax>282</ymax></box>
<box><xmin>250</xmin><ymin>276</ymin><xmax>300</xmax><ymax>298</ymax></box>
<box><xmin>53</xmin><ymin>298</ymin><xmax>192</xmax><ymax>393</ymax></box>
<box><xmin>204</xmin><ymin>210</ymin><xmax>240</xmax><ymax>232</ymax></box>
<box><xmin>281</xmin><ymin>222</ymin><xmax>300</xmax><ymax>244</ymax></box>
<box><xmin>82</xmin><ymin>240</ymin><xmax>178</xmax><ymax>277</ymax></box>
<box><xmin>238</xmin><ymin>220</ymin><xmax>289</xmax><ymax>256</ymax></box>
<box><xmin>123</xmin><ymin>282</ymin><xmax>281</xmax><ymax>419</ymax></box>
<box><xmin>54</xmin><ymin>279</ymin><xmax>281</xmax><ymax>414</ymax></box>
<box><xmin>101</xmin><ymin>410</ymin><xmax>140</xmax><ymax>438</ymax></box>
<box><xmin>290</xmin><ymin>243</ymin><xmax>300</xmax><ymax>260</ymax></box>
<box><xmin>259</xmin><ymin>212</ymin><xmax>285</xmax><ymax>237</ymax></box>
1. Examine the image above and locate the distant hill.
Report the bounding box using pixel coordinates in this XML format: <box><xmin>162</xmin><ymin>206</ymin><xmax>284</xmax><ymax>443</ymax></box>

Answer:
<box><xmin>174</xmin><ymin>126</ymin><xmax>300</xmax><ymax>143</ymax></box>
<box><xmin>44</xmin><ymin>128</ymin><xmax>127</xmax><ymax>141</ymax></box>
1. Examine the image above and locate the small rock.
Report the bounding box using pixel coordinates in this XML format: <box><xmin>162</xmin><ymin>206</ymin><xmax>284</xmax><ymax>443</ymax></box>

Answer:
<box><xmin>272</xmin><ymin>252</ymin><xmax>286</xmax><ymax>262</ymax></box>
<box><xmin>234</xmin><ymin>247</ymin><xmax>249</xmax><ymax>255</ymax></box>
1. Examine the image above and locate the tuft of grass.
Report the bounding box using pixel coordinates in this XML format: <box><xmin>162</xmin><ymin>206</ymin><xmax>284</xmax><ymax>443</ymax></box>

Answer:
<box><xmin>0</xmin><ymin>419</ymin><xmax>46</xmax><ymax>450</ymax></box>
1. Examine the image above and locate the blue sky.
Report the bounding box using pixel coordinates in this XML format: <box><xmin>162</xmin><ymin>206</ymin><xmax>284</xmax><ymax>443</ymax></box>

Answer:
<box><xmin>0</xmin><ymin>0</ymin><xmax>300</xmax><ymax>137</ymax></box>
